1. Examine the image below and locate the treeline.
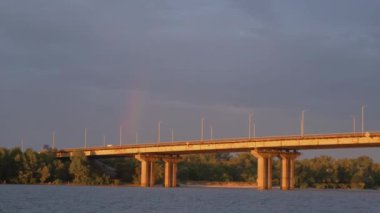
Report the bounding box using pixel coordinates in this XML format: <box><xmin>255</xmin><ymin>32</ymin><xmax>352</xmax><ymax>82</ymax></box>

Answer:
<box><xmin>296</xmin><ymin>156</ymin><xmax>380</xmax><ymax>189</ymax></box>
<box><xmin>1</xmin><ymin>147</ymin><xmax>380</xmax><ymax>189</ymax></box>
<box><xmin>0</xmin><ymin>147</ymin><xmax>69</xmax><ymax>184</ymax></box>
<box><xmin>179</xmin><ymin>154</ymin><xmax>380</xmax><ymax>189</ymax></box>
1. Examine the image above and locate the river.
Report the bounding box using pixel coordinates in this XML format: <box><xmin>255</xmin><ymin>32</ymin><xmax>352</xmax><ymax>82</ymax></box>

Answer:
<box><xmin>0</xmin><ymin>185</ymin><xmax>379</xmax><ymax>213</ymax></box>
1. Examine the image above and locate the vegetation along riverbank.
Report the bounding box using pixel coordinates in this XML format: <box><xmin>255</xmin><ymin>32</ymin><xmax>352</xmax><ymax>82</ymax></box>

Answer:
<box><xmin>1</xmin><ymin>147</ymin><xmax>379</xmax><ymax>189</ymax></box>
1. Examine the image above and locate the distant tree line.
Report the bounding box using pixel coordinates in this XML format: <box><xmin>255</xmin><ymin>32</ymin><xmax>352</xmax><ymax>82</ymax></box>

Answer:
<box><xmin>296</xmin><ymin>155</ymin><xmax>380</xmax><ymax>189</ymax></box>
<box><xmin>0</xmin><ymin>147</ymin><xmax>69</xmax><ymax>184</ymax></box>
<box><xmin>1</xmin><ymin>147</ymin><xmax>380</xmax><ymax>189</ymax></box>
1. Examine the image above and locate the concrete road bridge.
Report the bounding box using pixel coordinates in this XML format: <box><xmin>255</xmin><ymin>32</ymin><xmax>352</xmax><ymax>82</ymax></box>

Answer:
<box><xmin>56</xmin><ymin>132</ymin><xmax>380</xmax><ymax>190</ymax></box>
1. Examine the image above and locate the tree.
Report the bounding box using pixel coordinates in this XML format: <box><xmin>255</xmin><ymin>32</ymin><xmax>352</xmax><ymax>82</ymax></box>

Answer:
<box><xmin>351</xmin><ymin>156</ymin><xmax>375</xmax><ymax>189</ymax></box>
<box><xmin>0</xmin><ymin>147</ymin><xmax>8</xmax><ymax>182</ymax></box>
<box><xmin>52</xmin><ymin>160</ymin><xmax>70</xmax><ymax>183</ymax></box>
<box><xmin>69</xmin><ymin>150</ymin><xmax>90</xmax><ymax>184</ymax></box>
<box><xmin>18</xmin><ymin>149</ymin><xmax>39</xmax><ymax>184</ymax></box>
<box><xmin>39</xmin><ymin>166</ymin><xmax>50</xmax><ymax>183</ymax></box>
<box><xmin>8</xmin><ymin>148</ymin><xmax>23</xmax><ymax>183</ymax></box>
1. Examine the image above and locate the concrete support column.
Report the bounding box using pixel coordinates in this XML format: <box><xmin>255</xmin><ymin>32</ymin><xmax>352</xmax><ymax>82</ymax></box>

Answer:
<box><xmin>135</xmin><ymin>154</ymin><xmax>156</xmax><ymax>187</ymax></box>
<box><xmin>163</xmin><ymin>155</ymin><xmax>181</xmax><ymax>188</ymax></box>
<box><xmin>172</xmin><ymin>162</ymin><xmax>178</xmax><ymax>187</ymax></box>
<box><xmin>164</xmin><ymin>160</ymin><xmax>173</xmax><ymax>188</ymax></box>
<box><xmin>280</xmin><ymin>156</ymin><xmax>290</xmax><ymax>190</ymax></box>
<box><xmin>289</xmin><ymin>158</ymin><xmax>295</xmax><ymax>190</ymax></box>
<box><xmin>280</xmin><ymin>152</ymin><xmax>300</xmax><ymax>191</ymax></box>
<box><xmin>140</xmin><ymin>159</ymin><xmax>149</xmax><ymax>187</ymax></box>
<box><xmin>267</xmin><ymin>157</ymin><xmax>272</xmax><ymax>190</ymax></box>
<box><xmin>150</xmin><ymin>161</ymin><xmax>155</xmax><ymax>187</ymax></box>
<box><xmin>257</xmin><ymin>156</ymin><xmax>267</xmax><ymax>190</ymax></box>
<box><xmin>251</xmin><ymin>150</ymin><xmax>273</xmax><ymax>190</ymax></box>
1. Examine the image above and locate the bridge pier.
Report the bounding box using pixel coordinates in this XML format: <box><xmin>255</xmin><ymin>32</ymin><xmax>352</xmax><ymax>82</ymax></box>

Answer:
<box><xmin>163</xmin><ymin>155</ymin><xmax>181</xmax><ymax>188</ymax></box>
<box><xmin>252</xmin><ymin>149</ymin><xmax>301</xmax><ymax>190</ymax></box>
<box><xmin>135</xmin><ymin>154</ymin><xmax>157</xmax><ymax>187</ymax></box>
<box><xmin>251</xmin><ymin>150</ymin><xmax>274</xmax><ymax>190</ymax></box>
<box><xmin>280</xmin><ymin>152</ymin><xmax>300</xmax><ymax>190</ymax></box>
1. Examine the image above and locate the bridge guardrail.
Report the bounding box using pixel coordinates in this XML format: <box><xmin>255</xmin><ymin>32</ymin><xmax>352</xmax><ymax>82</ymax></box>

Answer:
<box><xmin>56</xmin><ymin>132</ymin><xmax>380</xmax><ymax>153</ymax></box>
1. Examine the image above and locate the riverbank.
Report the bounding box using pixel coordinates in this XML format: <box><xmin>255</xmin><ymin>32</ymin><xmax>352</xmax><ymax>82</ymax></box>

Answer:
<box><xmin>1</xmin><ymin>181</ymin><xmax>257</xmax><ymax>189</ymax></box>
<box><xmin>180</xmin><ymin>181</ymin><xmax>257</xmax><ymax>188</ymax></box>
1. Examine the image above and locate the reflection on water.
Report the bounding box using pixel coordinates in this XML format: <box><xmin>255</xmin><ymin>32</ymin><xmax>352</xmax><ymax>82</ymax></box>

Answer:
<box><xmin>0</xmin><ymin>185</ymin><xmax>379</xmax><ymax>213</ymax></box>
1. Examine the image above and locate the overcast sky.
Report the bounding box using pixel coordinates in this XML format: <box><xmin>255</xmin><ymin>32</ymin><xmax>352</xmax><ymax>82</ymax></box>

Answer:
<box><xmin>1</xmin><ymin>0</ymin><xmax>380</xmax><ymax>160</ymax></box>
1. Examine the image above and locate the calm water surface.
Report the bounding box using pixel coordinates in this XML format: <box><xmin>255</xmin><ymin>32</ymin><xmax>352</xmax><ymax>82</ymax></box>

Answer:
<box><xmin>0</xmin><ymin>185</ymin><xmax>379</xmax><ymax>213</ymax></box>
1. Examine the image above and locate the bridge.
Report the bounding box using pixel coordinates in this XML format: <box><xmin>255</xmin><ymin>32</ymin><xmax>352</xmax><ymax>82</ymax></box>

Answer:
<box><xmin>56</xmin><ymin>132</ymin><xmax>380</xmax><ymax>190</ymax></box>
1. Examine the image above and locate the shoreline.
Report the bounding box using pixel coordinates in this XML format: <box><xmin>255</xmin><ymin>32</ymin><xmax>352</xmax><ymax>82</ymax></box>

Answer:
<box><xmin>180</xmin><ymin>181</ymin><xmax>257</xmax><ymax>189</ymax></box>
<box><xmin>0</xmin><ymin>182</ymin><xmax>257</xmax><ymax>189</ymax></box>
<box><xmin>1</xmin><ymin>182</ymin><xmax>378</xmax><ymax>190</ymax></box>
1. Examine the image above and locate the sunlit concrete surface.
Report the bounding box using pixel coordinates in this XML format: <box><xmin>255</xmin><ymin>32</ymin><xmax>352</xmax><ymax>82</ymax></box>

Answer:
<box><xmin>56</xmin><ymin>132</ymin><xmax>380</xmax><ymax>190</ymax></box>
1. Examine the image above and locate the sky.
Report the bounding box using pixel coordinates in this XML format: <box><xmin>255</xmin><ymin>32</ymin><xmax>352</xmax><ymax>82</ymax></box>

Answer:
<box><xmin>1</xmin><ymin>0</ymin><xmax>380</xmax><ymax>160</ymax></box>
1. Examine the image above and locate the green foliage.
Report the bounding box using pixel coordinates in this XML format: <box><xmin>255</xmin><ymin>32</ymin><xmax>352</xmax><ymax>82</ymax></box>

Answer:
<box><xmin>296</xmin><ymin>155</ymin><xmax>380</xmax><ymax>189</ymax></box>
<box><xmin>0</xmin><ymin>147</ymin><xmax>70</xmax><ymax>184</ymax></box>
<box><xmin>178</xmin><ymin>153</ymin><xmax>258</xmax><ymax>182</ymax></box>
<box><xmin>39</xmin><ymin>166</ymin><xmax>50</xmax><ymax>183</ymax></box>
<box><xmin>18</xmin><ymin>149</ymin><xmax>39</xmax><ymax>184</ymax></box>
<box><xmin>69</xmin><ymin>150</ymin><xmax>90</xmax><ymax>184</ymax></box>
<box><xmin>0</xmin><ymin>148</ymin><xmax>8</xmax><ymax>181</ymax></box>
<box><xmin>100</xmin><ymin>158</ymin><xmax>138</xmax><ymax>183</ymax></box>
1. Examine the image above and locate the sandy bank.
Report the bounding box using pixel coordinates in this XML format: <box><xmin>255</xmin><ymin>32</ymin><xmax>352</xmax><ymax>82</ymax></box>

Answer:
<box><xmin>180</xmin><ymin>181</ymin><xmax>257</xmax><ymax>188</ymax></box>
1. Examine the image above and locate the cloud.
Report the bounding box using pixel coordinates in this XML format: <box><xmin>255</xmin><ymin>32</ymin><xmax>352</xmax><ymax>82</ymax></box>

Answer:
<box><xmin>0</xmin><ymin>0</ymin><xmax>380</xmax><ymax>160</ymax></box>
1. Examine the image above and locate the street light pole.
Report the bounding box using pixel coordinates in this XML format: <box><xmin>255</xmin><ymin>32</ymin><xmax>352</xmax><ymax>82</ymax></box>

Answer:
<box><xmin>210</xmin><ymin>125</ymin><xmax>213</xmax><ymax>140</ymax></box>
<box><xmin>171</xmin><ymin>128</ymin><xmax>174</xmax><ymax>143</ymax></box>
<box><xmin>136</xmin><ymin>132</ymin><xmax>138</xmax><ymax>145</ymax></box>
<box><xmin>352</xmin><ymin>115</ymin><xmax>356</xmax><ymax>134</ymax></box>
<box><xmin>52</xmin><ymin>131</ymin><xmax>56</xmax><ymax>149</ymax></box>
<box><xmin>119</xmin><ymin>126</ymin><xmax>122</xmax><ymax>146</ymax></box>
<box><xmin>201</xmin><ymin>117</ymin><xmax>205</xmax><ymax>141</ymax></box>
<box><xmin>157</xmin><ymin>121</ymin><xmax>161</xmax><ymax>143</ymax></box>
<box><xmin>301</xmin><ymin>110</ymin><xmax>305</xmax><ymax>136</ymax></box>
<box><xmin>361</xmin><ymin>105</ymin><xmax>366</xmax><ymax>134</ymax></box>
<box><xmin>84</xmin><ymin>128</ymin><xmax>87</xmax><ymax>148</ymax></box>
<box><xmin>249</xmin><ymin>113</ymin><xmax>253</xmax><ymax>139</ymax></box>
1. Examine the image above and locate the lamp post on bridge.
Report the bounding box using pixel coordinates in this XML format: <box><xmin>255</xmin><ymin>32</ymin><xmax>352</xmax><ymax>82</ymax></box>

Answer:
<box><xmin>156</xmin><ymin>121</ymin><xmax>174</xmax><ymax>143</ymax></box>
<box><xmin>361</xmin><ymin>105</ymin><xmax>367</xmax><ymax>134</ymax></box>
<box><xmin>84</xmin><ymin>128</ymin><xmax>87</xmax><ymax>148</ymax></box>
<box><xmin>157</xmin><ymin>121</ymin><xmax>161</xmax><ymax>143</ymax></box>
<box><xmin>201</xmin><ymin>117</ymin><xmax>205</xmax><ymax>141</ymax></box>
<box><xmin>249</xmin><ymin>113</ymin><xmax>256</xmax><ymax>139</ymax></box>
<box><xmin>210</xmin><ymin>125</ymin><xmax>213</xmax><ymax>140</ymax></box>
<box><xmin>249</xmin><ymin>113</ymin><xmax>252</xmax><ymax>139</ymax></box>
<box><xmin>352</xmin><ymin>115</ymin><xmax>356</xmax><ymax>134</ymax></box>
<box><xmin>119</xmin><ymin>125</ymin><xmax>123</xmax><ymax>146</ymax></box>
<box><xmin>171</xmin><ymin>128</ymin><xmax>174</xmax><ymax>143</ymax></box>
<box><xmin>136</xmin><ymin>131</ymin><xmax>138</xmax><ymax>145</ymax></box>
<box><xmin>300</xmin><ymin>110</ymin><xmax>308</xmax><ymax>137</ymax></box>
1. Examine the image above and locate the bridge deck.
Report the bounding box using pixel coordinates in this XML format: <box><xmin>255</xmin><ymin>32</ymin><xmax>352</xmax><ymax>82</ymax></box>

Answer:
<box><xmin>56</xmin><ymin>132</ymin><xmax>380</xmax><ymax>158</ymax></box>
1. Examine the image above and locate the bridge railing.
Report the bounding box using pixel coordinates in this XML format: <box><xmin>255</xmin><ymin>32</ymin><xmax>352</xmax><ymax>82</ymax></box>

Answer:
<box><xmin>58</xmin><ymin>131</ymin><xmax>380</xmax><ymax>152</ymax></box>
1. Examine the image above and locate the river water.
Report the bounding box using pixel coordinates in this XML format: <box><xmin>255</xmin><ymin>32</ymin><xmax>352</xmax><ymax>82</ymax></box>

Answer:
<box><xmin>0</xmin><ymin>185</ymin><xmax>379</xmax><ymax>213</ymax></box>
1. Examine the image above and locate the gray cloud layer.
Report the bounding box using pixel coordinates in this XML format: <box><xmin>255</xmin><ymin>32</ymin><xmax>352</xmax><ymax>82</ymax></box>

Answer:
<box><xmin>1</xmin><ymin>0</ymin><xmax>379</xmax><ymax>160</ymax></box>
